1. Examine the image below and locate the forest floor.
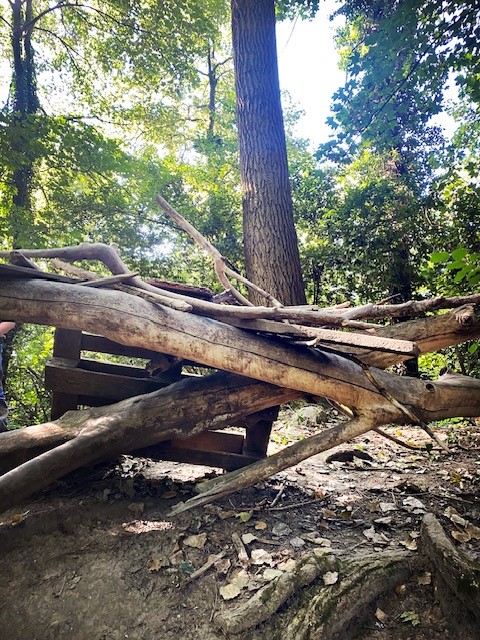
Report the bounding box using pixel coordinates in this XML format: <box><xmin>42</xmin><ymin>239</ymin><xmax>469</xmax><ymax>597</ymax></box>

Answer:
<box><xmin>0</xmin><ymin>402</ymin><xmax>479</xmax><ymax>640</ymax></box>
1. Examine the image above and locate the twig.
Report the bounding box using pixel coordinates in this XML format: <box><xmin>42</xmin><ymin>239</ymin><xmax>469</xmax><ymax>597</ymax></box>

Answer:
<box><xmin>78</xmin><ymin>272</ymin><xmax>139</xmax><ymax>287</ymax></box>
<box><xmin>373</xmin><ymin>427</ymin><xmax>423</xmax><ymax>451</ymax></box>
<box><xmin>231</xmin><ymin>532</ymin><xmax>249</xmax><ymax>567</ymax></box>
<box><xmin>184</xmin><ymin>551</ymin><xmax>225</xmax><ymax>585</ymax></box>
<box><xmin>156</xmin><ymin>194</ymin><xmax>283</xmax><ymax>307</ymax></box>
<box><xmin>266</xmin><ymin>498</ymin><xmax>321</xmax><ymax>512</ymax></box>
<box><xmin>270</xmin><ymin>482</ymin><xmax>286</xmax><ymax>507</ymax></box>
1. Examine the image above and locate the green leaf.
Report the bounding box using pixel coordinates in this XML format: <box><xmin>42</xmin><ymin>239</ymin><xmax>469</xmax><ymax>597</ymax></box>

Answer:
<box><xmin>468</xmin><ymin>342</ymin><xmax>479</xmax><ymax>355</ymax></box>
<box><xmin>400</xmin><ymin>610</ymin><xmax>421</xmax><ymax>626</ymax></box>
<box><xmin>453</xmin><ymin>266</ymin><xmax>471</xmax><ymax>283</ymax></box>
<box><xmin>446</xmin><ymin>260</ymin><xmax>466</xmax><ymax>270</ymax></box>
<box><xmin>451</xmin><ymin>248</ymin><xmax>469</xmax><ymax>260</ymax></box>
<box><xmin>430</xmin><ymin>252</ymin><xmax>450</xmax><ymax>264</ymax></box>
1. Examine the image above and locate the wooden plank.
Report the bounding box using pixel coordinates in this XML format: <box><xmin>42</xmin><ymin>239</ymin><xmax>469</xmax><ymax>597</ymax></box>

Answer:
<box><xmin>147</xmin><ymin>278</ymin><xmax>214</xmax><ymax>301</ymax></box>
<box><xmin>45</xmin><ymin>357</ymin><xmax>170</xmax><ymax>401</ymax></box>
<box><xmin>243</xmin><ymin>407</ymin><xmax>277</xmax><ymax>457</ymax></box>
<box><xmin>170</xmin><ymin>431</ymin><xmax>245</xmax><ymax>454</ymax></box>
<box><xmin>53</xmin><ymin>329</ymin><xmax>82</xmax><ymax>359</ymax></box>
<box><xmin>51</xmin><ymin>392</ymin><xmax>80</xmax><ymax>420</ymax></box>
<box><xmin>221</xmin><ymin>317</ymin><xmax>419</xmax><ymax>356</ymax></box>
<box><xmin>136</xmin><ymin>442</ymin><xmax>262</xmax><ymax>471</ymax></box>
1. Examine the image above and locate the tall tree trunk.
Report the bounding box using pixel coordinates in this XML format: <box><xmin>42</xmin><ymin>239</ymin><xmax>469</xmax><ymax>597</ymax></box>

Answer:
<box><xmin>10</xmin><ymin>0</ymin><xmax>39</xmax><ymax>248</ymax></box>
<box><xmin>231</xmin><ymin>0</ymin><xmax>306</xmax><ymax>306</ymax></box>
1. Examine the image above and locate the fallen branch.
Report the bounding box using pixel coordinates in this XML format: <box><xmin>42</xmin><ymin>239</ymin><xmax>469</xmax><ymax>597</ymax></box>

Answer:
<box><xmin>157</xmin><ymin>194</ymin><xmax>282</xmax><ymax>307</ymax></box>
<box><xmin>170</xmin><ymin>416</ymin><xmax>376</xmax><ymax>515</ymax></box>
<box><xmin>0</xmin><ymin>372</ymin><xmax>299</xmax><ymax>512</ymax></box>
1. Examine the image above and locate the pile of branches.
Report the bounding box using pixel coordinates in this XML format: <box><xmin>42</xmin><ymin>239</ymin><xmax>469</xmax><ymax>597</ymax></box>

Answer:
<box><xmin>0</xmin><ymin>196</ymin><xmax>479</xmax><ymax>515</ymax></box>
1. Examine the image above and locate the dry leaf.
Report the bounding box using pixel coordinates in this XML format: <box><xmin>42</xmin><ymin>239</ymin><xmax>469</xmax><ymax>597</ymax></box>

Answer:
<box><xmin>215</xmin><ymin>557</ymin><xmax>231</xmax><ymax>574</ymax></box>
<box><xmin>417</xmin><ymin>572</ymin><xmax>431</xmax><ymax>585</ymax></box>
<box><xmin>184</xmin><ymin>533</ymin><xmax>207</xmax><ymax>549</ymax></box>
<box><xmin>363</xmin><ymin>526</ymin><xmax>390</xmax><ymax>545</ymax></box>
<box><xmin>395</xmin><ymin>584</ymin><xmax>406</xmax><ymax>597</ymax></box>
<box><xmin>255</xmin><ymin>521</ymin><xmax>268</xmax><ymax>531</ymax></box>
<box><xmin>251</xmin><ymin>549</ymin><xmax>274</xmax><ymax>566</ymax></box>
<box><xmin>380</xmin><ymin>502</ymin><xmax>397</xmax><ymax>513</ymax></box>
<box><xmin>149</xmin><ymin>554</ymin><xmax>169</xmax><ymax>572</ymax></box>
<box><xmin>375</xmin><ymin>608</ymin><xmax>388</xmax><ymax>623</ymax></box>
<box><xmin>161</xmin><ymin>490</ymin><xmax>177</xmax><ymax>500</ymax></box>
<box><xmin>467</xmin><ymin>523</ymin><xmax>480</xmax><ymax>540</ymax></box>
<box><xmin>277</xmin><ymin>558</ymin><xmax>297</xmax><ymax>572</ymax></box>
<box><xmin>289</xmin><ymin>536</ymin><xmax>306</xmax><ymax>548</ymax></box>
<box><xmin>242</xmin><ymin>533</ymin><xmax>257</xmax><ymax>545</ymax></box>
<box><xmin>304</xmin><ymin>533</ymin><xmax>332</xmax><ymax>546</ymax></box>
<box><xmin>218</xmin><ymin>510</ymin><xmax>235</xmax><ymax>520</ymax></box>
<box><xmin>272</xmin><ymin>522</ymin><xmax>292</xmax><ymax>537</ymax></box>
<box><xmin>402</xmin><ymin>497</ymin><xmax>427</xmax><ymax>514</ymax></box>
<box><xmin>263</xmin><ymin>568</ymin><xmax>283</xmax><ymax>581</ymax></box>
<box><xmin>219</xmin><ymin>569</ymin><xmax>250</xmax><ymax>599</ymax></box>
<box><xmin>219</xmin><ymin>583</ymin><xmax>242</xmax><ymax>600</ymax></box>
<box><xmin>400</xmin><ymin>535</ymin><xmax>418</xmax><ymax>551</ymax></box>
<box><xmin>322</xmin><ymin>571</ymin><xmax>339</xmax><ymax>586</ymax></box>
<box><xmin>451</xmin><ymin>529</ymin><xmax>471</xmax><ymax>543</ymax></box>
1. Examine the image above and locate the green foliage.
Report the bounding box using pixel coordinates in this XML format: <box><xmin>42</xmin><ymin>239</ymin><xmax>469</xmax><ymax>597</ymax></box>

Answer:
<box><xmin>325</xmin><ymin>0</ymin><xmax>480</xmax><ymax>163</ymax></box>
<box><xmin>430</xmin><ymin>249</ymin><xmax>480</xmax><ymax>289</ymax></box>
<box><xmin>5</xmin><ymin>325</ymin><xmax>54</xmax><ymax>427</ymax></box>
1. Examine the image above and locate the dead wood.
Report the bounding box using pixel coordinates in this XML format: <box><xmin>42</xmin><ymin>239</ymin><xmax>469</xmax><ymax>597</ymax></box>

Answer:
<box><xmin>215</xmin><ymin>551</ymin><xmax>415</xmax><ymax>637</ymax></box>
<box><xmin>0</xmin><ymin>372</ymin><xmax>298</xmax><ymax>513</ymax></box>
<box><xmin>170</xmin><ymin>416</ymin><xmax>375</xmax><ymax>515</ymax></box>
<box><xmin>49</xmin><ymin>258</ymin><xmax>193</xmax><ymax>312</ymax></box>
<box><xmin>2</xmin><ymin>278</ymin><xmax>480</xmax><ymax>423</ymax></box>
<box><xmin>157</xmin><ymin>194</ymin><xmax>282</xmax><ymax>307</ymax></box>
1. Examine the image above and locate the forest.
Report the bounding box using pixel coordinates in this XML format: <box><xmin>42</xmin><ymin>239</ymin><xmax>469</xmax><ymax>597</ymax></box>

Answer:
<box><xmin>0</xmin><ymin>0</ymin><xmax>479</xmax><ymax>639</ymax></box>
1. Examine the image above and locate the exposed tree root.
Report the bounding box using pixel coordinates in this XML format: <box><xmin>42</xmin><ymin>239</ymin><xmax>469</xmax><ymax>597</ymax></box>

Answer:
<box><xmin>214</xmin><ymin>550</ymin><xmax>416</xmax><ymax>637</ymax></box>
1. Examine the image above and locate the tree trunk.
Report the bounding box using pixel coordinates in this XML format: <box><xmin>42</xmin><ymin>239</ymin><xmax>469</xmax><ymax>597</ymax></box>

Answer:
<box><xmin>9</xmin><ymin>0</ymin><xmax>39</xmax><ymax>248</ymax></box>
<box><xmin>231</xmin><ymin>0</ymin><xmax>306</xmax><ymax>305</ymax></box>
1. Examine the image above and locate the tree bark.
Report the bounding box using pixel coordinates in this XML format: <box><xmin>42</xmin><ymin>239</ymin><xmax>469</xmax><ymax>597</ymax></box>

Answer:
<box><xmin>231</xmin><ymin>0</ymin><xmax>306</xmax><ymax>305</ymax></box>
<box><xmin>9</xmin><ymin>0</ymin><xmax>40</xmax><ymax>247</ymax></box>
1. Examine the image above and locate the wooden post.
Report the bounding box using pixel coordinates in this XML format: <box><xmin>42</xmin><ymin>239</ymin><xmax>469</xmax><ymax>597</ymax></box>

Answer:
<box><xmin>50</xmin><ymin>328</ymin><xmax>82</xmax><ymax>419</ymax></box>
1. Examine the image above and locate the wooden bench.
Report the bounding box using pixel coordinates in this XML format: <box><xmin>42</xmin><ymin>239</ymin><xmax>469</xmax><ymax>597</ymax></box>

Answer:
<box><xmin>45</xmin><ymin>328</ymin><xmax>274</xmax><ymax>470</ymax></box>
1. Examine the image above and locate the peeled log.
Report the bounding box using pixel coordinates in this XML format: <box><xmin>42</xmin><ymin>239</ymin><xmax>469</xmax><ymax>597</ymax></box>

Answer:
<box><xmin>1</xmin><ymin>278</ymin><xmax>480</xmax><ymax>424</ymax></box>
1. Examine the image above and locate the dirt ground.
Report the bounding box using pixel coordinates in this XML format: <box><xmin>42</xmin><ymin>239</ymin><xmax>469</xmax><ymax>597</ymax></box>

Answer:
<box><xmin>0</xmin><ymin>403</ymin><xmax>479</xmax><ymax>640</ymax></box>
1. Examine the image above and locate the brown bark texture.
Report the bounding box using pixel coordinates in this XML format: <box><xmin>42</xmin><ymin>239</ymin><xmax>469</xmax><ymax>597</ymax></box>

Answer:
<box><xmin>231</xmin><ymin>0</ymin><xmax>306</xmax><ymax>305</ymax></box>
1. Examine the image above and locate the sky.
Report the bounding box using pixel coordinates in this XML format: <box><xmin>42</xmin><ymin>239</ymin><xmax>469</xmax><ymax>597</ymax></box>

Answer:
<box><xmin>276</xmin><ymin>6</ymin><xmax>345</xmax><ymax>149</ymax></box>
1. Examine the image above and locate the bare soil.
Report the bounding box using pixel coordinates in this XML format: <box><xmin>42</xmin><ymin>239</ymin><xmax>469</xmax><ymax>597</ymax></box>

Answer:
<box><xmin>0</xmin><ymin>403</ymin><xmax>479</xmax><ymax>639</ymax></box>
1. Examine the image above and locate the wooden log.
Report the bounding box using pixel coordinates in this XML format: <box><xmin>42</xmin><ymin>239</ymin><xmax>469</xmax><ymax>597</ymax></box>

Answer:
<box><xmin>0</xmin><ymin>372</ymin><xmax>300</xmax><ymax>512</ymax></box>
<box><xmin>2</xmin><ymin>278</ymin><xmax>480</xmax><ymax>424</ymax></box>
